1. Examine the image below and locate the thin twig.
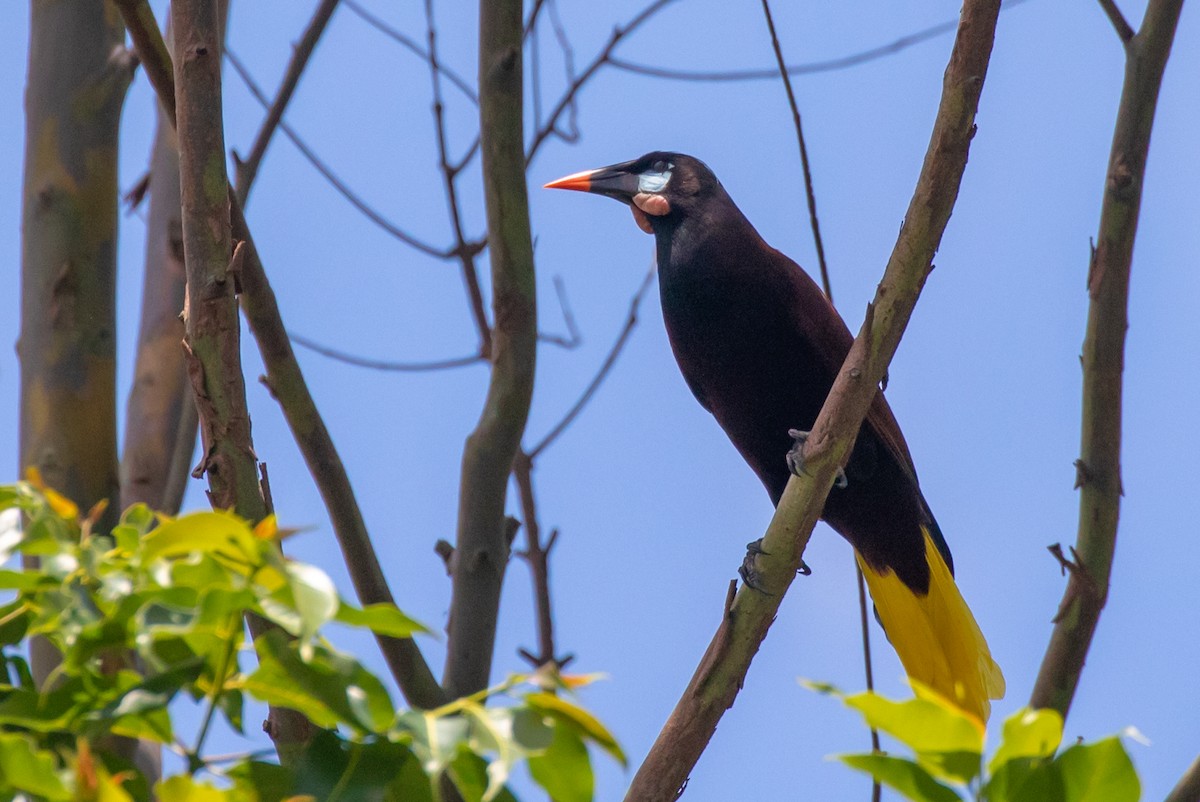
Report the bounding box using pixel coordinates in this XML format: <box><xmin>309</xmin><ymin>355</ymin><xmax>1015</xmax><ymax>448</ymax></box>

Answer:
<box><xmin>234</xmin><ymin>0</ymin><xmax>341</xmax><ymax>206</ymax></box>
<box><xmin>609</xmin><ymin>0</ymin><xmax>1028</xmax><ymax>82</ymax></box>
<box><xmin>1097</xmin><ymin>0</ymin><xmax>1135</xmax><ymax>42</ymax></box>
<box><xmin>525</xmin><ymin>0</ymin><xmax>678</xmax><ymax>166</ymax></box>
<box><xmin>512</xmin><ymin>452</ymin><xmax>558</xmax><ymax>667</ymax></box>
<box><xmin>424</xmin><ymin>0</ymin><xmax>493</xmax><ymax>358</ymax></box>
<box><xmin>342</xmin><ymin>0</ymin><xmax>477</xmax><ymax>103</ymax></box>
<box><xmin>529</xmin><ymin>264</ymin><xmax>655</xmax><ymax>459</ymax></box>
<box><xmin>225</xmin><ymin>48</ymin><xmax>463</xmax><ymax>261</ymax></box>
<box><xmin>291</xmin><ymin>333</ymin><xmax>485</xmax><ymax>372</ymax></box>
<box><xmin>624</xmin><ymin>1</ymin><xmax>1003</xmax><ymax>795</ymax></box>
<box><xmin>1029</xmin><ymin>0</ymin><xmax>1183</xmax><ymax>718</ymax></box>
<box><xmin>537</xmin><ymin>275</ymin><xmax>582</xmax><ymax>350</ymax></box>
<box><xmin>759</xmin><ymin>0</ymin><xmax>832</xmax><ymax>302</ymax></box>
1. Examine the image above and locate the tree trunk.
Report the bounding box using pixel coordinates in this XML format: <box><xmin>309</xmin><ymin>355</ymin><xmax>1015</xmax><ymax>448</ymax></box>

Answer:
<box><xmin>20</xmin><ymin>0</ymin><xmax>131</xmax><ymax>681</ymax></box>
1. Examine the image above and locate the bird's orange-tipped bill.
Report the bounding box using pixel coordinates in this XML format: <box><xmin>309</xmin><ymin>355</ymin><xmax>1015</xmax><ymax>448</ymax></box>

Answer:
<box><xmin>543</xmin><ymin>168</ymin><xmax>597</xmax><ymax>192</ymax></box>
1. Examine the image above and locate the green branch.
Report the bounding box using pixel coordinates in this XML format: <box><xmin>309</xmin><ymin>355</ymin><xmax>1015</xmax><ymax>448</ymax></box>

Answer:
<box><xmin>1029</xmin><ymin>0</ymin><xmax>1184</xmax><ymax>718</ymax></box>
<box><xmin>623</xmin><ymin>2</ymin><xmax>1003</xmax><ymax>798</ymax></box>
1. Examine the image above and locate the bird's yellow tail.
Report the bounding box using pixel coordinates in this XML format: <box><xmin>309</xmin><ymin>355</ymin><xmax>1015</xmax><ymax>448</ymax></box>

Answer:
<box><xmin>856</xmin><ymin>528</ymin><xmax>1005</xmax><ymax>724</ymax></box>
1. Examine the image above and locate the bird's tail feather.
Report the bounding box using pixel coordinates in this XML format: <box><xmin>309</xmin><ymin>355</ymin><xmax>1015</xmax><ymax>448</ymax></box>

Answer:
<box><xmin>855</xmin><ymin>528</ymin><xmax>1005</xmax><ymax>725</ymax></box>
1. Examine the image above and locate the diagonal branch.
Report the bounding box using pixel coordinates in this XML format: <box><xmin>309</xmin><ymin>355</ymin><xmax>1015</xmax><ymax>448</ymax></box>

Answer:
<box><xmin>117</xmin><ymin>3</ymin><xmax>445</xmax><ymax>711</ymax></box>
<box><xmin>343</xmin><ymin>0</ymin><xmax>478</xmax><ymax>103</ymax></box>
<box><xmin>525</xmin><ymin>0</ymin><xmax>678</xmax><ymax>166</ymax></box>
<box><xmin>624</xmin><ymin>2</ymin><xmax>1003</xmax><ymax>797</ymax></box>
<box><xmin>235</xmin><ymin>0</ymin><xmax>341</xmax><ymax>206</ymax></box>
<box><xmin>528</xmin><ymin>264</ymin><xmax>654</xmax><ymax>459</ymax></box>
<box><xmin>609</xmin><ymin>0</ymin><xmax>1028</xmax><ymax>83</ymax></box>
<box><xmin>1029</xmin><ymin>0</ymin><xmax>1183</xmax><ymax>719</ymax></box>
<box><xmin>1097</xmin><ymin>0</ymin><xmax>1135</xmax><ymax>43</ymax></box>
<box><xmin>1165</xmin><ymin>755</ymin><xmax>1200</xmax><ymax>802</ymax></box>
<box><xmin>225</xmin><ymin>49</ymin><xmax>463</xmax><ymax>261</ymax></box>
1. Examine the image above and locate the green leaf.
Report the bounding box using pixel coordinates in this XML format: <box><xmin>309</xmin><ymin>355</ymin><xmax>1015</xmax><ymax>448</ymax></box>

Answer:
<box><xmin>395</xmin><ymin>710</ymin><xmax>473</xmax><ymax>770</ymax></box>
<box><xmin>838</xmin><ymin>690</ymin><xmax>983</xmax><ymax>783</ymax></box>
<box><xmin>157</xmin><ymin>775</ymin><xmax>231</xmax><ymax>801</ymax></box>
<box><xmin>0</xmin><ymin>732</ymin><xmax>71</xmax><ymax>799</ymax></box>
<box><xmin>246</xmin><ymin>630</ymin><xmax>394</xmax><ymax>733</ymax></box>
<box><xmin>226</xmin><ymin>760</ymin><xmax>295</xmax><ymax>802</ymax></box>
<box><xmin>141</xmin><ymin>511</ymin><xmax>258</xmax><ymax>571</ymax></box>
<box><xmin>989</xmin><ymin>707</ymin><xmax>1063</xmax><ymax>773</ymax></box>
<box><xmin>284</xmin><ymin>562</ymin><xmax>339</xmax><ymax>643</ymax></box>
<box><xmin>0</xmin><ymin>569</ymin><xmax>46</xmax><ymax>592</ymax></box>
<box><xmin>838</xmin><ymin>753</ymin><xmax>963</xmax><ymax>802</ymax></box>
<box><xmin>528</xmin><ymin>720</ymin><xmax>594</xmax><ymax>802</ymax></box>
<box><xmin>985</xmin><ymin>755</ymin><xmax>1063</xmax><ymax>802</ymax></box>
<box><xmin>0</xmin><ymin>599</ymin><xmax>31</xmax><ymax>645</ymax></box>
<box><xmin>525</xmin><ymin>692</ymin><xmax>626</xmax><ymax>767</ymax></box>
<box><xmin>1057</xmin><ymin>736</ymin><xmax>1140</xmax><ymax>802</ymax></box>
<box><xmin>0</xmin><ymin>685</ymin><xmax>81</xmax><ymax>731</ymax></box>
<box><xmin>335</xmin><ymin>602</ymin><xmax>431</xmax><ymax>638</ymax></box>
<box><xmin>445</xmin><ymin>749</ymin><xmax>518</xmax><ymax>802</ymax></box>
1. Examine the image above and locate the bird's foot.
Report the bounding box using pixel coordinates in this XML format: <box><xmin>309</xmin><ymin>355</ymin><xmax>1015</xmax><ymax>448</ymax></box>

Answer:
<box><xmin>786</xmin><ymin>429</ymin><xmax>848</xmax><ymax>489</ymax></box>
<box><xmin>739</xmin><ymin>539</ymin><xmax>812</xmax><ymax>591</ymax></box>
<box><xmin>739</xmin><ymin>539</ymin><xmax>771</xmax><ymax>593</ymax></box>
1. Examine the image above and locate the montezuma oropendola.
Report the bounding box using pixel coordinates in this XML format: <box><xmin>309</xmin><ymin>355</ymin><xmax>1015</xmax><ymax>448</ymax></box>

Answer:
<box><xmin>546</xmin><ymin>152</ymin><xmax>1004</xmax><ymax>723</ymax></box>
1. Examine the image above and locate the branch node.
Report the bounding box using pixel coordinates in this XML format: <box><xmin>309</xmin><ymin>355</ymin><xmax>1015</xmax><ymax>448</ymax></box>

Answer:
<box><xmin>1073</xmin><ymin>458</ymin><xmax>1093</xmax><ymax>489</ymax></box>
<box><xmin>434</xmin><ymin>539</ymin><xmax>455</xmax><ymax>575</ymax></box>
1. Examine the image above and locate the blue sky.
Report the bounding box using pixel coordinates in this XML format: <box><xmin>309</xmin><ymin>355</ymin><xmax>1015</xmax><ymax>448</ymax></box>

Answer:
<box><xmin>2</xmin><ymin>1</ymin><xmax>1198</xmax><ymax>799</ymax></box>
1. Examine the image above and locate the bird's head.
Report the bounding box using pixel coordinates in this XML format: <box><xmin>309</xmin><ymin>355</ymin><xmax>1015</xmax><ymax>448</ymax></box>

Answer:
<box><xmin>544</xmin><ymin>152</ymin><xmax>720</xmax><ymax>234</ymax></box>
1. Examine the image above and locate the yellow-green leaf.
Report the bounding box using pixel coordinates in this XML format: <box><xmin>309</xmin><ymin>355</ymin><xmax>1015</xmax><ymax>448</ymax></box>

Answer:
<box><xmin>989</xmin><ymin>707</ymin><xmax>1063</xmax><ymax>773</ymax></box>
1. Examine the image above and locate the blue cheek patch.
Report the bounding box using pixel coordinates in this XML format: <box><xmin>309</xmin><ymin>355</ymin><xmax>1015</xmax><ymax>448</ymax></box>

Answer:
<box><xmin>638</xmin><ymin>170</ymin><xmax>672</xmax><ymax>193</ymax></box>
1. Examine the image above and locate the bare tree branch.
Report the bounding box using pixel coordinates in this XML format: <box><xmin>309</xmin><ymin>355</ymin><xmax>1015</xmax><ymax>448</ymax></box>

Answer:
<box><xmin>425</xmin><ymin>0</ymin><xmax>493</xmax><ymax>358</ymax></box>
<box><xmin>235</xmin><ymin>0</ymin><xmax>342</xmax><ymax>206</ymax></box>
<box><xmin>525</xmin><ymin>0</ymin><xmax>679</xmax><ymax>165</ymax></box>
<box><xmin>169</xmin><ymin>0</ymin><xmax>322</xmax><ymax>759</ymax></box>
<box><xmin>291</xmin><ymin>333</ymin><xmax>485</xmax><ymax>372</ymax></box>
<box><xmin>1029</xmin><ymin>0</ymin><xmax>1183</xmax><ymax>718</ymax></box>
<box><xmin>343</xmin><ymin>0</ymin><xmax>478</xmax><ymax>103</ymax></box>
<box><xmin>443</xmin><ymin>0</ymin><xmax>538</xmax><ymax>699</ymax></box>
<box><xmin>529</xmin><ymin>264</ymin><xmax>654</xmax><ymax>459</ymax></box>
<box><xmin>171</xmin><ymin>0</ymin><xmax>264</xmax><ymax>523</ymax></box>
<box><xmin>624</xmin><ymin>2</ymin><xmax>1003</xmax><ymax>796</ymax></box>
<box><xmin>117</xmin><ymin>3</ymin><xmax>446</xmax><ymax>711</ymax></box>
<box><xmin>1165</xmin><ymin>755</ymin><xmax>1200</xmax><ymax>802</ymax></box>
<box><xmin>114</xmin><ymin>0</ymin><xmax>176</xmax><ymax>119</ymax></box>
<box><xmin>609</xmin><ymin>0</ymin><xmax>1028</xmax><ymax>83</ymax></box>
<box><xmin>759</xmin><ymin>0</ymin><xmax>832</xmax><ymax>302</ymax></box>
<box><xmin>225</xmin><ymin>48</ymin><xmax>470</xmax><ymax>261</ymax></box>
<box><xmin>1098</xmin><ymin>0</ymin><xmax>1136</xmax><ymax>43</ymax></box>
<box><xmin>537</xmin><ymin>275</ymin><xmax>582</xmax><ymax>350</ymax></box>
<box><xmin>512</xmin><ymin>452</ymin><xmax>562</xmax><ymax>668</ymax></box>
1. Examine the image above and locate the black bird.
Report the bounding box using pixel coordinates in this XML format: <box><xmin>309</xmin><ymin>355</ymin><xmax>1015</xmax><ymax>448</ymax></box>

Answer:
<box><xmin>546</xmin><ymin>152</ymin><xmax>1004</xmax><ymax>723</ymax></box>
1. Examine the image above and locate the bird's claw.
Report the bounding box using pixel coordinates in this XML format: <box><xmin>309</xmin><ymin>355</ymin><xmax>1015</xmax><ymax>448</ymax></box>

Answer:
<box><xmin>739</xmin><ymin>539</ymin><xmax>812</xmax><ymax>591</ymax></box>
<box><xmin>740</xmin><ymin>539</ymin><xmax>771</xmax><ymax>593</ymax></box>
<box><xmin>786</xmin><ymin>429</ymin><xmax>848</xmax><ymax>489</ymax></box>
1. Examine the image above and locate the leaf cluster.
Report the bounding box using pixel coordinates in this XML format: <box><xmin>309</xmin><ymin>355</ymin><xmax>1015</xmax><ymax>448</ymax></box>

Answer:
<box><xmin>805</xmin><ymin>681</ymin><xmax>1141</xmax><ymax>802</ymax></box>
<box><xmin>0</xmin><ymin>482</ymin><xmax>621</xmax><ymax>801</ymax></box>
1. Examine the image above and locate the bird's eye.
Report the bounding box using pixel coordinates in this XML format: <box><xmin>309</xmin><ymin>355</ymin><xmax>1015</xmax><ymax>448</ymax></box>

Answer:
<box><xmin>638</xmin><ymin>160</ymin><xmax>673</xmax><ymax>194</ymax></box>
